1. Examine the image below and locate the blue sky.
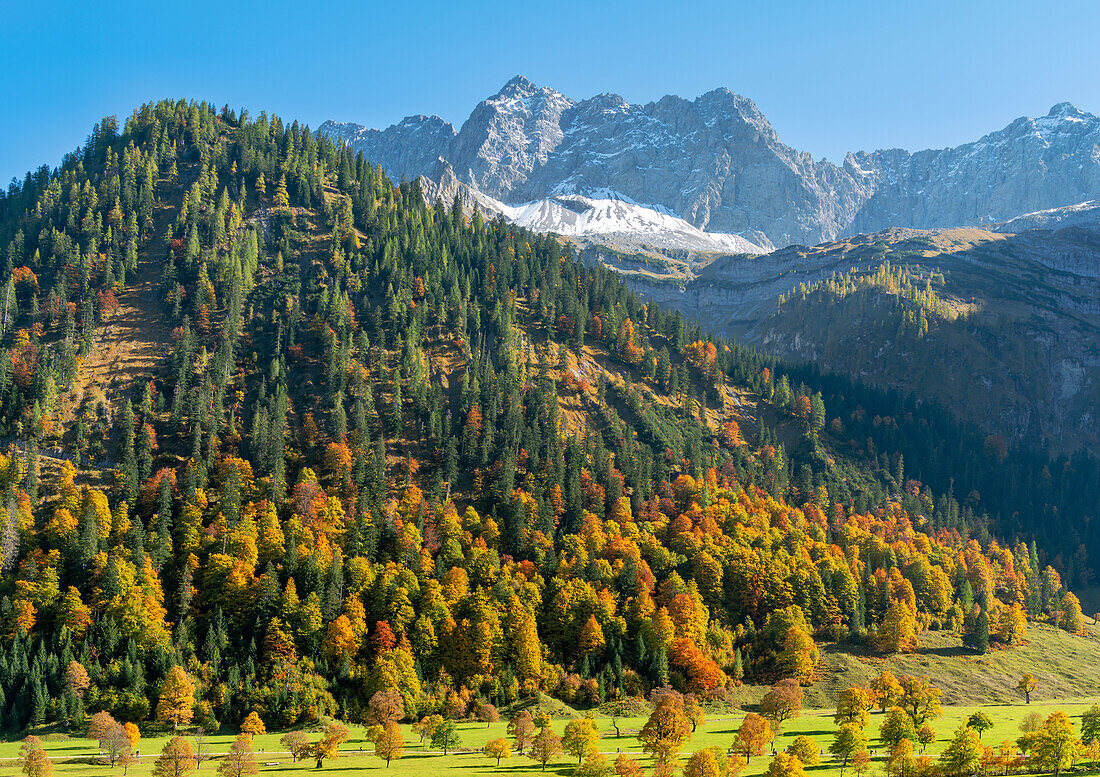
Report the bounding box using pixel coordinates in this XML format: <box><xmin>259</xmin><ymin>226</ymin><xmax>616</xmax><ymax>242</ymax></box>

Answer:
<box><xmin>2</xmin><ymin>0</ymin><xmax>1099</xmax><ymax>183</ymax></box>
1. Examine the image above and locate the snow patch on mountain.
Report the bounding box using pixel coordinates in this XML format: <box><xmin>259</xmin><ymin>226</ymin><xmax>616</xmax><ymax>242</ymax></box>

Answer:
<box><xmin>496</xmin><ymin>194</ymin><xmax>770</xmax><ymax>254</ymax></box>
<box><xmin>996</xmin><ymin>200</ymin><xmax>1100</xmax><ymax>232</ymax></box>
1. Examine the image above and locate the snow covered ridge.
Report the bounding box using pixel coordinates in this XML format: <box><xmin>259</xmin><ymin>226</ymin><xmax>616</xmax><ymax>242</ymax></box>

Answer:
<box><xmin>417</xmin><ymin>169</ymin><xmax>770</xmax><ymax>254</ymax></box>
<box><xmin>415</xmin><ymin>160</ymin><xmax>770</xmax><ymax>254</ymax></box>
<box><xmin>319</xmin><ymin>76</ymin><xmax>1100</xmax><ymax>248</ymax></box>
<box><xmin>995</xmin><ymin>200</ymin><xmax>1100</xmax><ymax>233</ymax></box>
<box><xmin>495</xmin><ymin>194</ymin><xmax>770</xmax><ymax>254</ymax></box>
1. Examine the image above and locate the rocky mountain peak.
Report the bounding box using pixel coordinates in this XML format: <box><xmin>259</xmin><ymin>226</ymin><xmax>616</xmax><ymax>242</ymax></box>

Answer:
<box><xmin>1046</xmin><ymin>101</ymin><xmax>1087</xmax><ymax>119</ymax></box>
<box><xmin>493</xmin><ymin>74</ymin><xmax>539</xmax><ymax>99</ymax></box>
<box><xmin>321</xmin><ymin>82</ymin><xmax>1100</xmax><ymax>247</ymax></box>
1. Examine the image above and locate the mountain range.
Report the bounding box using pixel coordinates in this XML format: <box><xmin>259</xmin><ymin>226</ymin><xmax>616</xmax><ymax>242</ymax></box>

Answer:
<box><xmin>320</xmin><ymin>76</ymin><xmax>1100</xmax><ymax>249</ymax></box>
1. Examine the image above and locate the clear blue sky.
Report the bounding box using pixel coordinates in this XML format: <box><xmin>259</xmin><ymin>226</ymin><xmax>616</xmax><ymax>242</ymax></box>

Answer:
<box><xmin>2</xmin><ymin>0</ymin><xmax>1099</xmax><ymax>184</ymax></box>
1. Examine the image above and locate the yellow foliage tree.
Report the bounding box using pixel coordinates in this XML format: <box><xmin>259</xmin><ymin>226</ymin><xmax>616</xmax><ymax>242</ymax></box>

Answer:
<box><xmin>240</xmin><ymin>711</ymin><xmax>266</xmax><ymax>740</ymax></box>
<box><xmin>877</xmin><ymin>601</ymin><xmax>919</xmax><ymax>653</ymax></box>
<box><xmin>780</xmin><ymin>626</ymin><xmax>818</xmax><ymax>684</ymax></box>
<box><xmin>156</xmin><ymin>667</ymin><xmax>196</xmax><ymax>731</ymax></box>
<box><xmin>483</xmin><ymin>737</ymin><xmax>511</xmax><ymax>766</ymax></box>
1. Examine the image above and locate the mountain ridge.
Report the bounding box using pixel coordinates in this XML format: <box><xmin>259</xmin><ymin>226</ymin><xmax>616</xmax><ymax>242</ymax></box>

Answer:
<box><xmin>320</xmin><ymin>77</ymin><xmax>1100</xmax><ymax>248</ymax></box>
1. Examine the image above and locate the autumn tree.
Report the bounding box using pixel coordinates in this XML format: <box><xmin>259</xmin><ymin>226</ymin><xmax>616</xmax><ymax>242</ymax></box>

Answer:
<box><xmin>124</xmin><ymin>723</ymin><xmax>140</xmax><ymax>749</ymax></box>
<box><xmin>368</xmin><ymin>689</ymin><xmax>405</xmax><ymax>724</ymax></box>
<box><xmin>1017</xmin><ymin>673</ymin><xmax>1037</xmax><ymax>704</ymax></box>
<box><xmin>152</xmin><ymin>737</ymin><xmax>196</xmax><ymax>777</ymax></box>
<box><xmin>779</xmin><ymin>626</ymin><xmax>818</xmax><ymax>683</ymax></box>
<box><xmin>877</xmin><ymin>601</ymin><xmax>919</xmax><ymax>653</ymax></box>
<box><xmin>614</xmin><ymin>754</ymin><xmax>645</xmax><ymax>777</ymax></box>
<box><xmin>373</xmin><ymin>720</ymin><xmax>405</xmax><ymax>767</ymax></box>
<box><xmin>240</xmin><ymin>711</ymin><xmax>266</xmax><ymax>740</ymax></box>
<box><xmin>851</xmin><ymin>750</ymin><xmax>871</xmax><ymax>777</ymax></box>
<box><xmin>639</xmin><ymin>692</ymin><xmax>692</xmax><ymax>769</ymax></box>
<box><xmin>119</xmin><ymin>750</ymin><xmax>138</xmax><ymax>777</ymax></box>
<box><xmin>478</xmin><ymin>703</ymin><xmax>500</xmax><ymax>727</ymax></box>
<box><xmin>1024</xmin><ymin>712</ymin><xmax>1080</xmax><ymax>776</ymax></box>
<box><xmin>1085</xmin><ymin>739</ymin><xmax>1100</xmax><ymax>769</ymax></box>
<box><xmin>577</xmin><ymin>751</ymin><xmax>614</xmax><ymax>777</ymax></box>
<box><xmin>483</xmin><ymin>737</ymin><xmax>511</xmax><ymax>766</ymax></box>
<box><xmin>217</xmin><ymin>736</ymin><xmax>258</xmax><ymax>777</ymax></box>
<box><xmin>273</xmin><ymin>175</ymin><xmax>290</xmax><ymax>210</ymax></box>
<box><xmin>886</xmin><ymin>739</ymin><xmax>917</xmax><ymax>777</ymax></box>
<box><xmin>684</xmin><ymin>748</ymin><xmax>722</xmax><ymax>777</ymax></box>
<box><xmin>763</xmin><ymin>752</ymin><xmax>806</xmax><ymax>777</ymax></box>
<box><xmin>64</xmin><ymin>661</ymin><xmax>90</xmax><ymax>699</ymax></box>
<box><xmin>871</xmin><ymin>672</ymin><xmax>904</xmax><ymax>711</ymax></box>
<box><xmin>939</xmin><ymin>726</ymin><xmax>982</xmax><ymax>777</ymax></box>
<box><xmin>20</xmin><ymin>737</ymin><xmax>52</xmax><ymax>777</ymax></box>
<box><xmin>563</xmin><ymin>717</ymin><xmax>600</xmax><ymax>763</ymax></box>
<box><xmin>509</xmin><ymin>710</ymin><xmax>536</xmax><ymax>753</ymax></box>
<box><xmin>578</xmin><ymin>614</ymin><xmax>606</xmax><ymax>655</ymax></box>
<box><xmin>415</xmin><ymin>714</ymin><xmax>443</xmax><ymax>745</ymax></box>
<box><xmin>734</xmin><ymin>713</ymin><xmax>773</xmax><ymax>763</ymax></box>
<box><xmin>917</xmin><ymin>723</ymin><xmax>937</xmax><ymax>753</ymax></box>
<box><xmin>306</xmin><ymin>722</ymin><xmax>349</xmax><ymax>768</ymax></box>
<box><xmin>528</xmin><ymin>727</ymin><xmax>563</xmax><ymax>771</ymax></box>
<box><xmin>101</xmin><ymin>722</ymin><xmax>132</xmax><ymax>766</ymax></box>
<box><xmin>835</xmin><ymin>687</ymin><xmax>873</xmax><ymax>729</ymax></box>
<box><xmin>786</xmin><ymin>735</ymin><xmax>821</xmax><ymax>766</ymax></box>
<box><xmin>880</xmin><ymin>707</ymin><xmax>918</xmax><ymax>749</ymax></box>
<box><xmin>897</xmin><ymin>675</ymin><xmax>943</xmax><ymax>725</ymax></box>
<box><xmin>1060</xmin><ymin>592</ymin><xmax>1086</xmax><ymax>635</ymax></box>
<box><xmin>86</xmin><ymin>710</ymin><xmax>118</xmax><ymax>741</ymax></box>
<box><xmin>156</xmin><ymin>667</ymin><xmax>196</xmax><ymax>730</ymax></box>
<box><xmin>280</xmin><ymin>731</ymin><xmax>311</xmax><ymax>762</ymax></box>
<box><xmin>762</xmin><ymin>679</ymin><xmax>803</xmax><ymax>726</ymax></box>
<box><xmin>684</xmin><ymin>694</ymin><xmax>706</xmax><ymax>733</ymax></box>
<box><xmin>830</xmin><ymin>723</ymin><xmax>868</xmax><ymax>775</ymax></box>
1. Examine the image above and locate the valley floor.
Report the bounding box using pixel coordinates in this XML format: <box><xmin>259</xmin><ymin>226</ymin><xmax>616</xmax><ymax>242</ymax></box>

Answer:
<box><xmin>5</xmin><ymin>695</ymin><xmax>1099</xmax><ymax>776</ymax></box>
<box><xmin>8</xmin><ymin>623</ymin><xmax>1100</xmax><ymax>777</ymax></box>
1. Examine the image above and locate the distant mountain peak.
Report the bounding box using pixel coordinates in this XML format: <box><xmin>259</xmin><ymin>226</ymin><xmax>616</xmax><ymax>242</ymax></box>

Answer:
<box><xmin>320</xmin><ymin>81</ymin><xmax>1100</xmax><ymax>247</ymax></box>
<box><xmin>494</xmin><ymin>74</ymin><xmax>540</xmax><ymax>99</ymax></box>
<box><xmin>1047</xmin><ymin>101</ymin><xmax>1084</xmax><ymax>118</ymax></box>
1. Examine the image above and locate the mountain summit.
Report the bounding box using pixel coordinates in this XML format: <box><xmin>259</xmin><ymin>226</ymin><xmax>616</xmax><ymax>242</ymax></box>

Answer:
<box><xmin>320</xmin><ymin>79</ymin><xmax>1100</xmax><ymax>247</ymax></box>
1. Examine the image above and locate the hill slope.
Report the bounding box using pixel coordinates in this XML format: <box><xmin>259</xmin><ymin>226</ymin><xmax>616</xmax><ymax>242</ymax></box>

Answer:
<box><xmin>0</xmin><ymin>101</ymin><xmax>1092</xmax><ymax>735</ymax></box>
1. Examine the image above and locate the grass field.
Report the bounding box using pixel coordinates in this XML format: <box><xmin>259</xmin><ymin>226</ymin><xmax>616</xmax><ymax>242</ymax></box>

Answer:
<box><xmin>3</xmin><ymin>697</ymin><xmax>1098</xmax><ymax>776</ymax></box>
<box><xmin>4</xmin><ymin>623</ymin><xmax>1100</xmax><ymax>776</ymax></box>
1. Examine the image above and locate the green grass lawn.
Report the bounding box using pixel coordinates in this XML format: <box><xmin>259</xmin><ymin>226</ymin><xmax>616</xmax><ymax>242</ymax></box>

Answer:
<box><xmin>4</xmin><ymin>623</ymin><xmax>1099</xmax><ymax>776</ymax></box>
<box><xmin>2</xmin><ymin>696</ymin><xmax>1098</xmax><ymax>777</ymax></box>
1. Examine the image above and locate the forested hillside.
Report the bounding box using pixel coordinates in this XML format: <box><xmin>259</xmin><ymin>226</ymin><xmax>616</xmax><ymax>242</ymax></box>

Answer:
<box><xmin>0</xmin><ymin>100</ymin><xmax>1091</xmax><ymax>733</ymax></box>
<box><xmin>752</xmin><ymin>228</ymin><xmax>1100</xmax><ymax>457</ymax></box>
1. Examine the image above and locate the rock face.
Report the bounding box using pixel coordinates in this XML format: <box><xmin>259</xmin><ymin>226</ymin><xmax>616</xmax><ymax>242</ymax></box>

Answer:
<box><xmin>848</xmin><ymin>103</ymin><xmax>1100</xmax><ymax>235</ymax></box>
<box><xmin>320</xmin><ymin>79</ymin><xmax>1100</xmax><ymax>248</ymax></box>
<box><xmin>321</xmin><ymin>115</ymin><xmax>457</xmax><ymax>186</ymax></box>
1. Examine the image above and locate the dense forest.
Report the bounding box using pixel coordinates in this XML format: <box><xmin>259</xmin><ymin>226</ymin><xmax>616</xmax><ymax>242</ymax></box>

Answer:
<box><xmin>0</xmin><ymin>99</ymin><xmax>1091</xmax><ymax>733</ymax></box>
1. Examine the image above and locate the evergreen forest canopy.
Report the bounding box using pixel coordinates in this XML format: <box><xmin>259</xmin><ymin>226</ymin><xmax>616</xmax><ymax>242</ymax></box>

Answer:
<box><xmin>0</xmin><ymin>98</ymin><xmax>1092</xmax><ymax>732</ymax></box>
